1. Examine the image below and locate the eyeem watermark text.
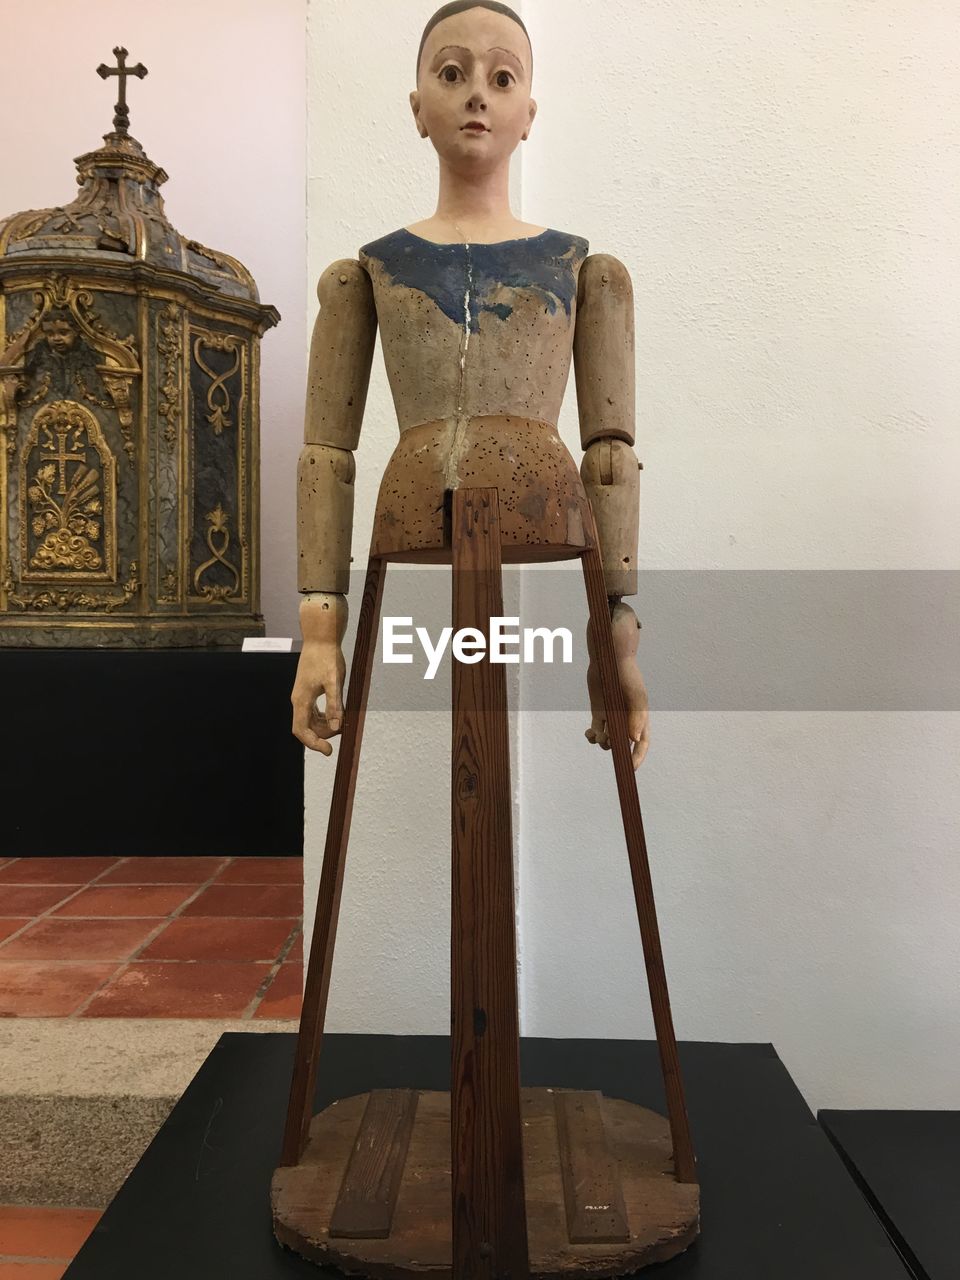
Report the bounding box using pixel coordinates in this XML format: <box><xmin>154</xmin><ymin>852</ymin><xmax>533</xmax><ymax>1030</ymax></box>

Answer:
<box><xmin>383</xmin><ymin>616</ymin><xmax>573</xmax><ymax>679</ymax></box>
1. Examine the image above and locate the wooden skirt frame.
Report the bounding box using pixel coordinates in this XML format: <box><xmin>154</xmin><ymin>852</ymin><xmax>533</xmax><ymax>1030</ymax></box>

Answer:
<box><xmin>278</xmin><ymin>487</ymin><xmax>696</xmax><ymax>1279</ymax></box>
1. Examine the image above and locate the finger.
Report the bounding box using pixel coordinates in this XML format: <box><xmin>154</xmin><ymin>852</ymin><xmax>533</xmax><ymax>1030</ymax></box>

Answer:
<box><xmin>586</xmin><ymin>710</ymin><xmax>608</xmax><ymax>748</ymax></box>
<box><xmin>293</xmin><ymin>697</ymin><xmax>335</xmax><ymax>753</ymax></box>
<box><xmin>294</xmin><ymin>720</ymin><xmax>333</xmax><ymax>755</ymax></box>
<box><xmin>325</xmin><ymin>684</ymin><xmax>345</xmax><ymax>734</ymax></box>
<box><xmin>291</xmin><ymin>697</ymin><xmax>312</xmax><ymax>743</ymax></box>
<box><xmin>627</xmin><ymin>708</ymin><xmax>648</xmax><ymax>747</ymax></box>
<box><xmin>309</xmin><ymin>702</ymin><xmax>339</xmax><ymax>741</ymax></box>
<box><xmin>631</xmin><ymin>721</ymin><xmax>650</xmax><ymax>770</ymax></box>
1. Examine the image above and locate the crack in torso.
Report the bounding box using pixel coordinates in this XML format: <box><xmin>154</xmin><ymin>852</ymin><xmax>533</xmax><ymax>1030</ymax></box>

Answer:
<box><xmin>443</xmin><ymin>239</ymin><xmax>474</xmax><ymax>490</ymax></box>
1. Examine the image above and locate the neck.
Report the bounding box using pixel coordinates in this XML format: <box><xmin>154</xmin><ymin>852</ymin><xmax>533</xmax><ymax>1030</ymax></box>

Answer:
<box><xmin>433</xmin><ymin>159</ymin><xmax>513</xmax><ymax>231</ymax></box>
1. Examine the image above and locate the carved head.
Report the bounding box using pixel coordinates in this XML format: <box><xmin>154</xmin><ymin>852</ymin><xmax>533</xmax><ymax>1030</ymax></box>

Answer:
<box><xmin>410</xmin><ymin>2</ymin><xmax>537</xmax><ymax>176</ymax></box>
<box><xmin>40</xmin><ymin>310</ymin><xmax>78</xmax><ymax>355</ymax></box>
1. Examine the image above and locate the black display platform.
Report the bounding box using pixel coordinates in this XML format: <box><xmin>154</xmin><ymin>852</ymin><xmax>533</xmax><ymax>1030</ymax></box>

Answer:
<box><xmin>64</xmin><ymin>1034</ymin><xmax>910</xmax><ymax>1278</ymax></box>
<box><xmin>820</xmin><ymin>1109</ymin><xmax>958</xmax><ymax>1280</ymax></box>
<box><xmin>0</xmin><ymin>649</ymin><xmax>303</xmax><ymax>857</ymax></box>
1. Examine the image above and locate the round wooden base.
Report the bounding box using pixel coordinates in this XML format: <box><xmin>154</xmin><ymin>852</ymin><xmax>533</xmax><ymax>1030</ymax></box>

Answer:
<box><xmin>272</xmin><ymin>1089</ymin><xmax>699</xmax><ymax>1278</ymax></box>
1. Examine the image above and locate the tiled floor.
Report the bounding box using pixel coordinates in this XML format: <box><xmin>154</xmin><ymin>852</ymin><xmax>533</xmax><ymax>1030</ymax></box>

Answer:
<box><xmin>0</xmin><ymin>1204</ymin><xmax>100</xmax><ymax>1278</ymax></box>
<box><xmin>0</xmin><ymin>857</ymin><xmax>303</xmax><ymax>1019</ymax></box>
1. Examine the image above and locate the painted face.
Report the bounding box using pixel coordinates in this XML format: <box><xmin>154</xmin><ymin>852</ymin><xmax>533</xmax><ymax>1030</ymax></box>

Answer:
<box><xmin>42</xmin><ymin>318</ymin><xmax>77</xmax><ymax>355</ymax></box>
<box><xmin>411</xmin><ymin>7</ymin><xmax>536</xmax><ymax>175</ymax></box>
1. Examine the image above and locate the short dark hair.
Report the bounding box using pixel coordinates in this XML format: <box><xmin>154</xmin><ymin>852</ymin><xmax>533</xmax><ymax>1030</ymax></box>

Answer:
<box><xmin>417</xmin><ymin>1</ymin><xmax>531</xmax><ymax>81</ymax></box>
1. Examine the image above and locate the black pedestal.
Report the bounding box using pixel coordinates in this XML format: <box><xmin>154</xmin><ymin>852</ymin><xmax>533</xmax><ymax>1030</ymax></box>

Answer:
<box><xmin>0</xmin><ymin>649</ymin><xmax>302</xmax><ymax>857</ymax></box>
<box><xmin>64</xmin><ymin>1035</ymin><xmax>910</xmax><ymax>1278</ymax></box>
<box><xmin>820</xmin><ymin>1109</ymin><xmax>958</xmax><ymax>1280</ymax></box>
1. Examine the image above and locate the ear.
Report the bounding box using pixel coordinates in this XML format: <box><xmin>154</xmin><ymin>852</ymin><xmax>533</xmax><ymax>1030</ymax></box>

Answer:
<box><xmin>522</xmin><ymin>97</ymin><xmax>538</xmax><ymax>142</ymax></box>
<box><xmin>409</xmin><ymin>89</ymin><xmax>428</xmax><ymax>139</ymax></box>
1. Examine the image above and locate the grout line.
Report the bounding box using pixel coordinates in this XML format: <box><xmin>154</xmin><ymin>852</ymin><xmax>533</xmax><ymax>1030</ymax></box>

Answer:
<box><xmin>0</xmin><ymin>857</ymin><xmax>131</xmax><ymax>952</ymax></box>
<box><xmin>241</xmin><ymin>922</ymin><xmax>303</xmax><ymax>1020</ymax></box>
<box><xmin>69</xmin><ymin>858</ymin><xmax>234</xmax><ymax>1017</ymax></box>
<box><xmin>0</xmin><ymin>919</ymin><xmax>38</xmax><ymax>949</ymax></box>
<box><xmin>0</xmin><ymin>1255</ymin><xmax>74</xmax><ymax>1265</ymax></box>
<box><xmin>0</xmin><ymin>857</ymin><xmax>304</xmax><ymax>1018</ymax></box>
<box><xmin>0</xmin><ymin>1253</ymin><xmax>74</xmax><ymax>1264</ymax></box>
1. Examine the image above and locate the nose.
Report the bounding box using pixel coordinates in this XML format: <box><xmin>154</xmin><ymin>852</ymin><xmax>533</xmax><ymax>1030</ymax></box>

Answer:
<box><xmin>465</xmin><ymin>76</ymin><xmax>488</xmax><ymax>113</ymax></box>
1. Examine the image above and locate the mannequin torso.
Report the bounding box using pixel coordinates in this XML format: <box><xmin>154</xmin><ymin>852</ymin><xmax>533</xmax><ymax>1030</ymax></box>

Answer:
<box><xmin>359</xmin><ymin>226</ymin><xmax>593</xmax><ymax>560</ymax></box>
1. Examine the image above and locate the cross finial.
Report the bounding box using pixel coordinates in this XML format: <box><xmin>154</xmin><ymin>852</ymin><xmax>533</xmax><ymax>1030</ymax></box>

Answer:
<box><xmin>96</xmin><ymin>46</ymin><xmax>148</xmax><ymax>137</ymax></box>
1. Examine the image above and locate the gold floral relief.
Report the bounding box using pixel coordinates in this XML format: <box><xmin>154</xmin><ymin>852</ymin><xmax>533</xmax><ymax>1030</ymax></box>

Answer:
<box><xmin>157</xmin><ymin>303</ymin><xmax>182</xmax><ymax>448</ymax></box>
<box><xmin>158</xmin><ymin>563</ymin><xmax>179</xmax><ymax>602</ymax></box>
<box><xmin>19</xmin><ymin>400</ymin><xmax>117</xmax><ymax>581</ymax></box>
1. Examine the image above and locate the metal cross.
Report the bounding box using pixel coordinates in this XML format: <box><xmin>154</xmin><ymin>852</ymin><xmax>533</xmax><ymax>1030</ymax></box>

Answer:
<box><xmin>96</xmin><ymin>46</ymin><xmax>148</xmax><ymax>137</ymax></box>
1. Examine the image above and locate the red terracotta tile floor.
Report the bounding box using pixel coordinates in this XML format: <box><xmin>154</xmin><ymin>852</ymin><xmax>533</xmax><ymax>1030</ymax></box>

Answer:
<box><xmin>0</xmin><ymin>1204</ymin><xmax>100</xmax><ymax>1278</ymax></box>
<box><xmin>0</xmin><ymin>857</ymin><xmax>303</xmax><ymax>1018</ymax></box>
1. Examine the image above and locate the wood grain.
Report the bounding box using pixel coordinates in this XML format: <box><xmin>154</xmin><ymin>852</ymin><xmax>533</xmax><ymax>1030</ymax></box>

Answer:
<box><xmin>451</xmin><ymin>488</ymin><xmax>530</xmax><ymax>1280</ymax></box>
<box><xmin>280</xmin><ymin>555</ymin><xmax>388</xmax><ymax>1166</ymax></box>
<box><xmin>272</xmin><ymin>1088</ymin><xmax>699</xmax><ymax>1277</ymax></box>
<box><xmin>554</xmin><ymin>1091</ymin><xmax>630</xmax><ymax>1245</ymax></box>
<box><xmin>579</xmin><ymin>508</ymin><xmax>697</xmax><ymax>1185</ymax></box>
<box><xmin>329</xmin><ymin>1089</ymin><xmax>420</xmax><ymax>1240</ymax></box>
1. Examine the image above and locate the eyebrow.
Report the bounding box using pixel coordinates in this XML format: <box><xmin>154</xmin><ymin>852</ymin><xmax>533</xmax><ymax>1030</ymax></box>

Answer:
<box><xmin>431</xmin><ymin>44</ymin><xmax>527</xmax><ymax>74</ymax></box>
<box><xmin>490</xmin><ymin>46</ymin><xmax>525</xmax><ymax>73</ymax></box>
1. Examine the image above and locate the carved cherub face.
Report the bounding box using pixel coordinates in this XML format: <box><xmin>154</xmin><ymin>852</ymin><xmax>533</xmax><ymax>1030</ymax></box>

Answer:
<box><xmin>41</xmin><ymin>316</ymin><xmax>78</xmax><ymax>355</ymax></box>
<box><xmin>410</xmin><ymin>6</ymin><xmax>536</xmax><ymax>176</ymax></box>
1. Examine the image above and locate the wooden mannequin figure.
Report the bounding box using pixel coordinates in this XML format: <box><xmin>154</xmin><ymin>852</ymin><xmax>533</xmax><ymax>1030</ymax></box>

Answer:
<box><xmin>275</xmin><ymin>3</ymin><xmax>699</xmax><ymax>1275</ymax></box>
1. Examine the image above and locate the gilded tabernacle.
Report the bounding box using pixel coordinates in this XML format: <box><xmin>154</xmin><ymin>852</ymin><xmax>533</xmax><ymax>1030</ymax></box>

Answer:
<box><xmin>0</xmin><ymin>48</ymin><xmax>278</xmax><ymax>647</ymax></box>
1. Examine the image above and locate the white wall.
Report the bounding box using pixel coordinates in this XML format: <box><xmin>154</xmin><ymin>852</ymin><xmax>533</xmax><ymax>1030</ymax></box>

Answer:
<box><xmin>0</xmin><ymin>0</ymin><xmax>306</xmax><ymax>637</ymax></box>
<box><xmin>303</xmin><ymin>0</ymin><xmax>960</xmax><ymax>1113</ymax></box>
<box><xmin>517</xmin><ymin>0</ymin><xmax>960</xmax><ymax>1111</ymax></box>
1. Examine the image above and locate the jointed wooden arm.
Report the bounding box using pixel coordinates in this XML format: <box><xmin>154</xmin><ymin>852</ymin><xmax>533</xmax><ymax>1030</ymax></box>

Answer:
<box><xmin>297</xmin><ymin>259</ymin><xmax>377</xmax><ymax>598</ymax></box>
<box><xmin>573</xmin><ymin>253</ymin><xmax>641</xmax><ymax>601</ymax></box>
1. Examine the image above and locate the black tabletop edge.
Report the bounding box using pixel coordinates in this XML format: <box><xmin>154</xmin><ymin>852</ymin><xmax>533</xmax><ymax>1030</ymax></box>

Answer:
<box><xmin>818</xmin><ymin>1110</ymin><xmax>926</xmax><ymax>1280</ymax></box>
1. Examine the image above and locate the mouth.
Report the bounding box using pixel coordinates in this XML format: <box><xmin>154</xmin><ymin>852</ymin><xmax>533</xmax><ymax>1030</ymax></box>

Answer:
<box><xmin>461</xmin><ymin>122</ymin><xmax>489</xmax><ymax>133</ymax></box>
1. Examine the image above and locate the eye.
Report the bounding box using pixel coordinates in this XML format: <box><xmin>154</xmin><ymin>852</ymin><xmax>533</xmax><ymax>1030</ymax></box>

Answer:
<box><xmin>494</xmin><ymin>69</ymin><xmax>515</xmax><ymax>89</ymax></box>
<box><xmin>440</xmin><ymin>64</ymin><xmax>463</xmax><ymax>84</ymax></box>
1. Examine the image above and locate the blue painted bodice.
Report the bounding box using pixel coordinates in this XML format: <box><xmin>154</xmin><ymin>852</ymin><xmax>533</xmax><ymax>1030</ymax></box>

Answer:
<box><xmin>358</xmin><ymin>228</ymin><xmax>590</xmax><ymax>432</ymax></box>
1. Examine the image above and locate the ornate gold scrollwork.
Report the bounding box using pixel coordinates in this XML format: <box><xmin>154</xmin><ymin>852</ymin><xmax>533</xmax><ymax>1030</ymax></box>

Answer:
<box><xmin>11</xmin><ymin>208</ymin><xmax>85</xmax><ymax>241</ymax></box>
<box><xmin>157</xmin><ymin>303</ymin><xmax>182</xmax><ymax>448</ymax></box>
<box><xmin>0</xmin><ymin>295</ymin><xmax>45</xmax><ymax>453</ymax></box>
<box><xmin>158</xmin><ymin>563</ymin><xmax>179</xmax><ymax>602</ymax></box>
<box><xmin>4</xmin><ymin>561</ymin><xmax>140</xmax><ymax>613</ymax></box>
<box><xmin>192</xmin><ymin>504</ymin><xmax>240</xmax><ymax>601</ymax></box>
<box><xmin>185</xmin><ymin>239</ymin><xmax>258</xmax><ymax>296</ymax></box>
<box><xmin>0</xmin><ymin>275</ymin><xmax>140</xmax><ymax>459</ymax></box>
<box><xmin>193</xmin><ymin>333</ymin><xmax>241</xmax><ymax>435</ymax></box>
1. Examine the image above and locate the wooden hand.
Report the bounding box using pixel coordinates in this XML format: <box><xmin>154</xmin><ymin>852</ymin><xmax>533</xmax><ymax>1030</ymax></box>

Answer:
<box><xmin>291</xmin><ymin>594</ymin><xmax>348</xmax><ymax>755</ymax></box>
<box><xmin>585</xmin><ymin>600</ymin><xmax>650</xmax><ymax>769</ymax></box>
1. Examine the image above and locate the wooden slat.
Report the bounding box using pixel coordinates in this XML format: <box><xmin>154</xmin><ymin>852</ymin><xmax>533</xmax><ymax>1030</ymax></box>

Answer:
<box><xmin>273</xmin><ymin>1088</ymin><xmax>700</xmax><ymax>1275</ymax></box>
<box><xmin>450</xmin><ymin>488</ymin><xmax>530</xmax><ymax>1280</ymax></box>
<box><xmin>554</xmin><ymin>1090</ymin><xmax>630</xmax><ymax>1244</ymax></box>
<box><xmin>329</xmin><ymin>1089</ymin><xmax>420</xmax><ymax>1240</ymax></box>
<box><xmin>280</xmin><ymin>556</ymin><xmax>388</xmax><ymax>1167</ymax></box>
<box><xmin>579</xmin><ymin>512</ymin><xmax>697</xmax><ymax>1186</ymax></box>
